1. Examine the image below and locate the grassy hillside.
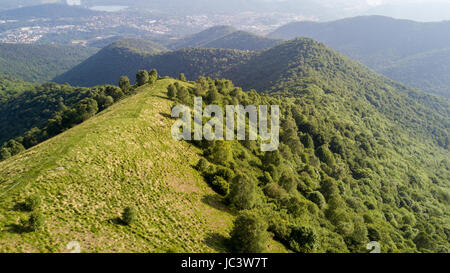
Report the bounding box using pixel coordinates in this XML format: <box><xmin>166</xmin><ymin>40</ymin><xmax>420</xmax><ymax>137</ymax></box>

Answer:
<box><xmin>0</xmin><ymin>79</ymin><xmax>286</xmax><ymax>253</ymax></box>
<box><xmin>0</xmin><ymin>43</ymin><xmax>98</xmax><ymax>84</ymax></box>
<box><xmin>268</xmin><ymin>16</ymin><xmax>450</xmax><ymax>97</ymax></box>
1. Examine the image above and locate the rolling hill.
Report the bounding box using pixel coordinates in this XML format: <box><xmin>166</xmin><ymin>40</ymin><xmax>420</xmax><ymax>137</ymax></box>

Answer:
<box><xmin>0</xmin><ymin>43</ymin><xmax>98</xmax><ymax>84</ymax></box>
<box><xmin>169</xmin><ymin>26</ymin><xmax>282</xmax><ymax>51</ymax></box>
<box><xmin>54</xmin><ymin>40</ymin><xmax>254</xmax><ymax>87</ymax></box>
<box><xmin>268</xmin><ymin>16</ymin><xmax>450</xmax><ymax>97</ymax></box>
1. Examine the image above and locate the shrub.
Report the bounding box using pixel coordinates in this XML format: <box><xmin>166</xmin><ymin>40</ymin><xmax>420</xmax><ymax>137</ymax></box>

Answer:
<box><xmin>195</xmin><ymin>158</ymin><xmax>209</xmax><ymax>173</ymax></box>
<box><xmin>136</xmin><ymin>70</ymin><xmax>149</xmax><ymax>86</ymax></box>
<box><xmin>316</xmin><ymin>145</ymin><xmax>335</xmax><ymax>166</ymax></box>
<box><xmin>122</xmin><ymin>207</ymin><xmax>137</xmax><ymax>225</ymax></box>
<box><xmin>230</xmin><ymin>210</ymin><xmax>269</xmax><ymax>253</ymax></box>
<box><xmin>21</xmin><ymin>212</ymin><xmax>44</xmax><ymax>232</ymax></box>
<box><xmin>264</xmin><ymin>183</ymin><xmax>287</xmax><ymax>200</ymax></box>
<box><xmin>211</xmin><ymin>176</ymin><xmax>230</xmax><ymax>196</ymax></box>
<box><xmin>228</xmin><ymin>174</ymin><xmax>258</xmax><ymax>210</ymax></box>
<box><xmin>24</xmin><ymin>195</ymin><xmax>41</xmax><ymax>211</ymax></box>
<box><xmin>289</xmin><ymin>226</ymin><xmax>318</xmax><ymax>253</ymax></box>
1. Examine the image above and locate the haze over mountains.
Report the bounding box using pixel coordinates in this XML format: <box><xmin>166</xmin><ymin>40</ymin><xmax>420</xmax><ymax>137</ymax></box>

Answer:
<box><xmin>1</xmin><ymin>36</ymin><xmax>449</xmax><ymax>253</ymax></box>
<box><xmin>0</xmin><ymin>0</ymin><xmax>449</xmax><ymax>254</ymax></box>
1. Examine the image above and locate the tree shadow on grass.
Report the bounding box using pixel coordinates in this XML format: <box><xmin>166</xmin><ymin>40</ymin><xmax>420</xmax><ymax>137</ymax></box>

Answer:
<box><xmin>11</xmin><ymin>202</ymin><xmax>28</xmax><ymax>212</ymax></box>
<box><xmin>109</xmin><ymin>217</ymin><xmax>126</xmax><ymax>226</ymax></box>
<box><xmin>152</xmin><ymin>94</ymin><xmax>171</xmax><ymax>101</ymax></box>
<box><xmin>201</xmin><ymin>194</ymin><xmax>233</xmax><ymax>214</ymax></box>
<box><xmin>204</xmin><ymin>233</ymin><xmax>230</xmax><ymax>253</ymax></box>
<box><xmin>5</xmin><ymin>223</ymin><xmax>27</xmax><ymax>234</ymax></box>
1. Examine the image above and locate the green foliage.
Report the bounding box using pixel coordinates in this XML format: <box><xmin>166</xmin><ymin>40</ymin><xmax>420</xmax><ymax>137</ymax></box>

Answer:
<box><xmin>230</xmin><ymin>210</ymin><xmax>269</xmax><ymax>253</ymax></box>
<box><xmin>211</xmin><ymin>176</ymin><xmax>230</xmax><ymax>196</ymax></box>
<box><xmin>21</xmin><ymin>212</ymin><xmax>45</xmax><ymax>232</ymax></box>
<box><xmin>0</xmin><ymin>43</ymin><xmax>97</xmax><ymax>83</ymax></box>
<box><xmin>289</xmin><ymin>226</ymin><xmax>318</xmax><ymax>253</ymax></box>
<box><xmin>167</xmin><ymin>84</ymin><xmax>177</xmax><ymax>99</ymax></box>
<box><xmin>208</xmin><ymin>141</ymin><xmax>233</xmax><ymax>166</ymax></box>
<box><xmin>136</xmin><ymin>70</ymin><xmax>149</xmax><ymax>86</ymax></box>
<box><xmin>316</xmin><ymin>145</ymin><xmax>335</xmax><ymax>166</ymax></box>
<box><xmin>122</xmin><ymin>207</ymin><xmax>137</xmax><ymax>226</ymax></box>
<box><xmin>228</xmin><ymin>174</ymin><xmax>258</xmax><ymax>211</ymax></box>
<box><xmin>179</xmin><ymin>73</ymin><xmax>187</xmax><ymax>82</ymax></box>
<box><xmin>119</xmin><ymin>76</ymin><xmax>131</xmax><ymax>93</ymax></box>
<box><xmin>307</xmin><ymin>191</ymin><xmax>326</xmax><ymax>209</ymax></box>
<box><xmin>24</xmin><ymin>195</ymin><xmax>41</xmax><ymax>212</ymax></box>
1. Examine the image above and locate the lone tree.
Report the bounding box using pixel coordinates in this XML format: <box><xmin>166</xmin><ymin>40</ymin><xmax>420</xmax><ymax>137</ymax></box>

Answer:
<box><xmin>148</xmin><ymin>69</ymin><xmax>158</xmax><ymax>84</ymax></box>
<box><xmin>167</xmin><ymin>84</ymin><xmax>176</xmax><ymax>99</ymax></box>
<box><xmin>21</xmin><ymin>212</ymin><xmax>45</xmax><ymax>232</ymax></box>
<box><xmin>230</xmin><ymin>210</ymin><xmax>269</xmax><ymax>253</ymax></box>
<box><xmin>122</xmin><ymin>207</ymin><xmax>137</xmax><ymax>225</ymax></box>
<box><xmin>119</xmin><ymin>76</ymin><xmax>131</xmax><ymax>94</ymax></box>
<box><xmin>24</xmin><ymin>195</ymin><xmax>41</xmax><ymax>211</ymax></box>
<box><xmin>136</xmin><ymin>70</ymin><xmax>149</xmax><ymax>86</ymax></box>
<box><xmin>179</xmin><ymin>73</ymin><xmax>187</xmax><ymax>82</ymax></box>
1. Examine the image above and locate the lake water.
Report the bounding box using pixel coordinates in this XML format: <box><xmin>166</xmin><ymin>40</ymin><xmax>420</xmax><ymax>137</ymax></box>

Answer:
<box><xmin>89</xmin><ymin>6</ymin><xmax>128</xmax><ymax>12</ymax></box>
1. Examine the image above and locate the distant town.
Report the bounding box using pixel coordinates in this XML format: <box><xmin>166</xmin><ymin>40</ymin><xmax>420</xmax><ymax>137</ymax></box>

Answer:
<box><xmin>0</xmin><ymin>4</ymin><xmax>308</xmax><ymax>45</ymax></box>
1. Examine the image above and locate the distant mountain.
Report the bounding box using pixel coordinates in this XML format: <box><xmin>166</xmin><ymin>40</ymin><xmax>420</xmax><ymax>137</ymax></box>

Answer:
<box><xmin>268</xmin><ymin>16</ymin><xmax>450</xmax><ymax>97</ymax></box>
<box><xmin>0</xmin><ymin>3</ymin><xmax>101</xmax><ymax>20</ymax></box>
<box><xmin>54</xmin><ymin>38</ymin><xmax>254</xmax><ymax>86</ymax></box>
<box><xmin>366</xmin><ymin>3</ymin><xmax>450</xmax><ymax>22</ymax></box>
<box><xmin>0</xmin><ymin>43</ymin><xmax>98</xmax><ymax>83</ymax></box>
<box><xmin>379</xmin><ymin>48</ymin><xmax>450</xmax><ymax>98</ymax></box>
<box><xmin>2</xmin><ymin>37</ymin><xmax>449</xmax><ymax>253</ymax></box>
<box><xmin>168</xmin><ymin>26</ymin><xmax>238</xmax><ymax>50</ymax></box>
<box><xmin>200</xmin><ymin>30</ymin><xmax>282</xmax><ymax>51</ymax></box>
<box><xmin>170</xmin><ymin>26</ymin><xmax>282</xmax><ymax>51</ymax></box>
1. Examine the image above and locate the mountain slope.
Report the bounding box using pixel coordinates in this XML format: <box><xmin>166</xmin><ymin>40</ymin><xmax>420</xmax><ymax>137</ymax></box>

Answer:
<box><xmin>379</xmin><ymin>48</ymin><xmax>450</xmax><ymax>98</ymax></box>
<box><xmin>201</xmin><ymin>31</ymin><xmax>282</xmax><ymax>51</ymax></box>
<box><xmin>0</xmin><ymin>43</ymin><xmax>98</xmax><ymax>84</ymax></box>
<box><xmin>0</xmin><ymin>79</ymin><xmax>284</xmax><ymax>252</ymax></box>
<box><xmin>0</xmin><ymin>4</ymin><xmax>101</xmax><ymax>20</ymax></box>
<box><xmin>268</xmin><ymin>16</ymin><xmax>450</xmax><ymax>97</ymax></box>
<box><xmin>169</xmin><ymin>26</ymin><xmax>237</xmax><ymax>50</ymax></box>
<box><xmin>169</xmin><ymin>26</ymin><xmax>282</xmax><ymax>51</ymax></box>
<box><xmin>225</xmin><ymin>38</ymin><xmax>449</xmax><ymax>148</ymax></box>
<box><xmin>54</xmin><ymin>40</ymin><xmax>254</xmax><ymax>87</ymax></box>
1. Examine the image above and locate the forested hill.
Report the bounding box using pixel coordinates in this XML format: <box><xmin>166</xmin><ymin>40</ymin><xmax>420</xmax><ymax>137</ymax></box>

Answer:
<box><xmin>268</xmin><ymin>16</ymin><xmax>450</xmax><ymax>97</ymax></box>
<box><xmin>0</xmin><ymin>4</ymin><xmax>101</xmax><ymax>20</ymax></box>
<box><xmin>169</xmin><ymin>26</ymin><xmax>282</xmax><ymax>51</ymax></box>
<box><xmin>54</xmin><ymin>43</ymin><xmax>255</xmax><ymax>87</ymax></box>
<box><xmin>0</xmin><ymin>43</ymin><xmax>98</xmax><ymax>84</ymax></box>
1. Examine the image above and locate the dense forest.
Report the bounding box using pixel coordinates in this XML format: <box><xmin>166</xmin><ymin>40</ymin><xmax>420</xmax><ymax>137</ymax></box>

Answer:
<box><xmin>165</xmin><ymin>71</ymin><xmax>449</xmax><ymax>252</ymax></box>
<box><xmin>54</xmin><ymin>41</ymin><xmax>255</xmax><ymax>87</ymax></box>
<box><xmin>0</xmin><ymin>43</ymin><xmax>98</xmax><ymax>84</ymax></box>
